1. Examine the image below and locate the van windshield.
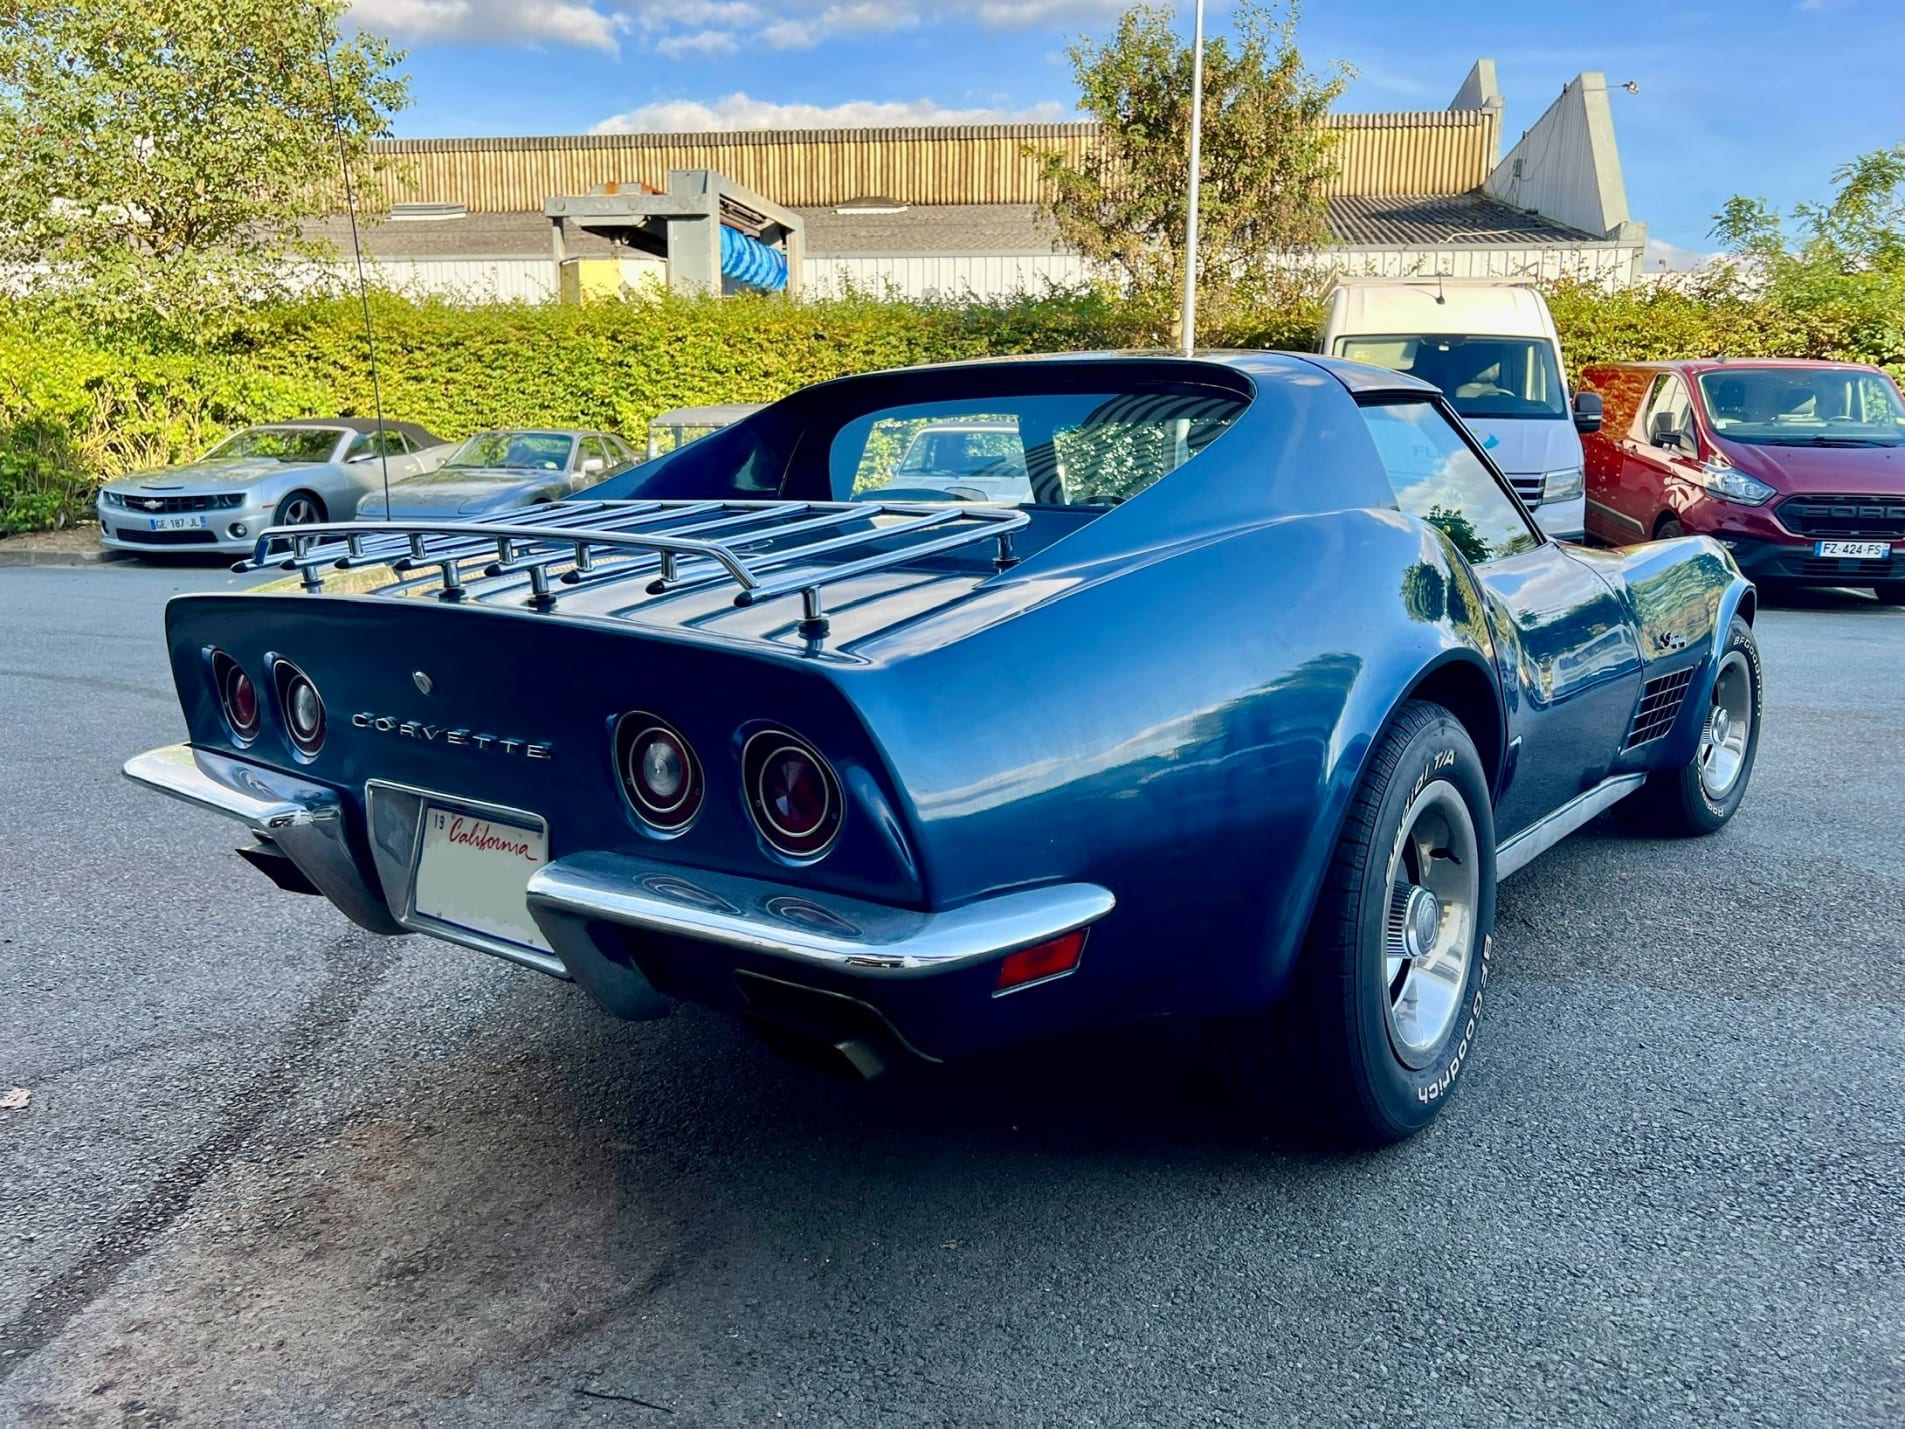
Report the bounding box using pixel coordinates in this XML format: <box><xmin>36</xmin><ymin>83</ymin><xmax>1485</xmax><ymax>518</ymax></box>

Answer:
<box><xmin>1698</xmin><ymin>367</ymin><xmax>1905</xmax><ymax>446</ymax></box>
<box><xmin>1334</xmin><ymin>334</ymin><xmax>1568</xmax><ymax>420</ymax></box>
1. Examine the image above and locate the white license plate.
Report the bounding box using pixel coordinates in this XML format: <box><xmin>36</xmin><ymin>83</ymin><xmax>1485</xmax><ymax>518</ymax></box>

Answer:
<box><xmin>149</xmin><ymin>514</ymin><xmax>207</xmax><ymax>532</ymax></box>
<box><xmin>1814</xmin><ymin>540</ymin><xmax>1891</xmax><ymax>560</ymax></box>
<box><xmin>412</xmin><ymin>805</ymin><xmax>550</xmax><ymax>952</ymax></box>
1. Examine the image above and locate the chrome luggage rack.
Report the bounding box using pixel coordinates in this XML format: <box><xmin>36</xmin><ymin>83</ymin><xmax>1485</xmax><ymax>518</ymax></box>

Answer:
<box><xmin>236</xmin><ymin>498</ymin><xmax>1029</xmax><ymax>637</ymax></box>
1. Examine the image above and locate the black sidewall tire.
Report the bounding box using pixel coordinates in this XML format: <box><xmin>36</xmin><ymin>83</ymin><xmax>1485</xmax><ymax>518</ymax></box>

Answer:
<box><xmin>273</xmin><ymin>491</ymin><xmax>325</xmax><ymax>527</ymax></box>
<box><xmin>1342</xmin><ymin>711</ymin><xmax>1497</xmax><ymax>1139</ymax></box>
<box><xmin>1682</xmin><ymin>616</ymin><xmax>1763</xmax><ymax>830</ymax></box>
<box><xmin>1872</xmin><ymin>582</ymin><xmax>1905</xmax><ymax>606</ymax></box>
<box><xmin>1656</xmin><ymin>518</ymin><xmax>1686</xmax><ymax>541</ymax></box>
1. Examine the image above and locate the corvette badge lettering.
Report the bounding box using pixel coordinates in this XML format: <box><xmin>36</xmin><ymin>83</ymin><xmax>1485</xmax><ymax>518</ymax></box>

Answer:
<box><xmin>351</xmin><ymin>712</ymin><xmax>553</xmax><ymax>761</ymax></box>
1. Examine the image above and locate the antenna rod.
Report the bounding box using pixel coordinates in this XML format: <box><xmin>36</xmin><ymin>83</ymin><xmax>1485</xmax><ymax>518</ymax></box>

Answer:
<box><xmin>321</xmin><ymin>38</ymin><xmax>391</xmax><ymax>509</ymax></box>
<box><xmin>1179</xmin><ymin>0</ymin><xmax>1206</xmax><ymax>358</ymax></box>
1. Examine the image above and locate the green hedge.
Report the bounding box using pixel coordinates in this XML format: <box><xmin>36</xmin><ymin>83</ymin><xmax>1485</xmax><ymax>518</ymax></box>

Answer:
<box><xmin>2</xmin><ymin>278</ymin><xmax>1899</xmax><ymax>535</ymax></box>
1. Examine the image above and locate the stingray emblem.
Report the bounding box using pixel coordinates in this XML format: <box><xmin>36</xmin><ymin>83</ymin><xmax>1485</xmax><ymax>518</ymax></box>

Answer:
<box><xmin>413</xmin><ymin>670</ymin><xmax>434</xmax><ymax>695</ymax></box>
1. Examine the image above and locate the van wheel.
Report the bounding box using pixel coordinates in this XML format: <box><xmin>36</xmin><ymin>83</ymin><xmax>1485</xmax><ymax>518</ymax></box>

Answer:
<box><xmin>1873</xmin><ymin>582</ymin><xmax>1905</xmax><ymax>605</ymax></box>
<box><xmin>1213</xmin><ymin>701</ymin><xmax>1496</xmax><ymax>1145</ymax></box>
<box><xmin>1654</xmin><ymin>517</ymin><xmax>1686</xmax><ymax>540</ymax></box>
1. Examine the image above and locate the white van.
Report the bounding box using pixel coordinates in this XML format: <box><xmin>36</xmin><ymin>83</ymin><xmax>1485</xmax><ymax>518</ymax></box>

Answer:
<box><xmin>1321</xmin><ymin>280</ymin><xmax>1600</xmax><ymax>540</ymax></box>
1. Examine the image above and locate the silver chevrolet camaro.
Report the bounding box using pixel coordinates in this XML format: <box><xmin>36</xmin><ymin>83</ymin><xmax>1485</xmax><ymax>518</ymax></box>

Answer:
<box><xmin>97</xmin><ymin>418</ymin><xmax>451</xmax><ymax>557</ymax></box>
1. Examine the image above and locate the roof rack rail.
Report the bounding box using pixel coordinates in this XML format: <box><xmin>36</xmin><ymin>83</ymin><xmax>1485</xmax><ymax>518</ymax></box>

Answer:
<box><xmin>236</xmin><ymin>498</ymin><xmax>1029</xmax><ymax>639</ymax></box>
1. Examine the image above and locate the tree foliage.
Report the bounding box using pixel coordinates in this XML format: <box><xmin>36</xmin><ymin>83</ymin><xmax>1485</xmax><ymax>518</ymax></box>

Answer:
<box><xmin>0</xmin><ymin>0</ymin><xmax>408</xmax><ymax>329</ymax></box>
<box><xmin>1035</xmin><ymin>2</ymin><xmax>1349</xmax><ymax>337</ymax></box>
<box><xmin>1710</xmin><ymin>143</ymin><xmax>1905</xmax><ymax>364</ymax></box>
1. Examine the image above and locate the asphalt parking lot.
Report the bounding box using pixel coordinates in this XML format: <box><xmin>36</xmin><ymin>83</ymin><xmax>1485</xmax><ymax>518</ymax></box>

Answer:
<box><xmin>1</xmin><ymin>559</ymin><xmax>1901</xmax><ymax>1426</ymax></box>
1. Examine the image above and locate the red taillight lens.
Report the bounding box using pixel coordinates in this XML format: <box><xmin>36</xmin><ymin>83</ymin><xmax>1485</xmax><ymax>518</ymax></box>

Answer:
<box><xmin>615</xmin><ymin>714</ymin><xmax>702</xmax><ymax>832</ymax></box>
<box><xmin>996</xmin><ymin>930</ymin><xmax>1086</xmax><ymax>992</ymax></box>
<box><xmin>744</xmin><ymin>730</ymin><xmax>842</xmax><ymax>859</ymax></box>
<box><xmin>213</xmin><ymin>652</ymin><xmax>260</xmax><ymax>740</ymax></box>
<box><xmin>274</xmin><ymin>661</ymin><xmax>325</xmax><ymax>755</ymax></box>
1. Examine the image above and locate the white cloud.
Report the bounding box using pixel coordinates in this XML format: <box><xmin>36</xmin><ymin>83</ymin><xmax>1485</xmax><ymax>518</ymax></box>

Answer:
<box><xmin>349</xmin><ymin>0</ymin><xmax>630</xmax><ymax>52</ymax></box>
<box><xmin>656</xmin><ymin>28</ymin><xmax>740</xmax><ymax>55</ymax></box>
<box><xmin>593</xmin><ymin>91</ymin><xmax>1070</xmax><ymax>133</ymax></box>
<box><xmin>624</xmin><ymin>0</ymin><xmax>1128</xmax><ymax>58</ymax></box>
<box><xmin>760</xmin><ymin>3</ymin><xmax>917</xmax><ymax>50</ymax></box>
<box><xmin>1645</xmin><ymin>237</ymin><xmax>1722</xmax><ymax>271</ymax></box>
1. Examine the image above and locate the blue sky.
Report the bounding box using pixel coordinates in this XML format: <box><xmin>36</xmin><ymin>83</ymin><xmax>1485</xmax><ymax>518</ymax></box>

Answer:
<box><xmin>348</xmin><ymin>0</ymin><xmax>1905</xmax><ymax>264</ymax></box>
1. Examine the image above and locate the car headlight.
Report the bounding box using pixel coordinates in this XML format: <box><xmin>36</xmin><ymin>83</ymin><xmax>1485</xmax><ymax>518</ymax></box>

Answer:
<box><xmin>1695</xmin><ymin>459</ymin><xmax>1775</xmax><ymax>506</ymax></box>
<box><xmin>1540</xmin><ymin>466</ymin><xmax>1585</xmax><ymax>503</ymax></box>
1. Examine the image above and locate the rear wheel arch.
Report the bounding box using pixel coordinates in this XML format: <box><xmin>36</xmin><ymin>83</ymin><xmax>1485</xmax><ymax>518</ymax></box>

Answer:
<box><xmin>1403</xmin><ymin>656</ymin><xmax>1505</xmax><ymax>792</ymax></box>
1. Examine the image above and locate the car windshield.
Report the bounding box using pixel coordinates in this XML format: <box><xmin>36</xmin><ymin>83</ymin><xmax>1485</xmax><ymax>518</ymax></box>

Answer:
<box><xmin>1335</xmin><ymin>335</ymin><xmax>1568</xmax><ymax>420</ymax></box>
<box><xmin>204</xmin><ymin>427</ymin><xmax>342</xmax><ymax>464</ymax></box>
<box><xmin>842</xmin><ymin>388</ymin><xmax>1245</xmax><ymax>506</ymax></box>
<box><xmin>447</xmin><ymin>432</ymin><xmax>574</xmax><ymax>471</ymax></box>
<box><xmin>895</xmin><ymin>426</ymin><xmax>1031</xmax><ymax>481</ymax></box>
<box><xmin>1699</xmin><ymin>368</ymin><xmax>1905</xmax><ymax>446</ymax></box>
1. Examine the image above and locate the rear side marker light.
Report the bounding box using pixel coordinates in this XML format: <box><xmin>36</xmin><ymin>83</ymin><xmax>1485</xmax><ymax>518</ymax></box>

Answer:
<box><xmin>996</xmin><ymin>929</ymin><xmax>1087</xmax><ymax>993</ymax></box>
<box><xmin>274</xmin><ymin>661</ymin><xmax>325</xmax><ymax>755</ymax></box>
<box><xmin>743</xmin><ymin>729</ymin><xmax>843</xmax><ymax>860</ymax></box>
<box><xmin>616</xmin><ymin>712</ymin><xmax>703</xmax><ymax>833</ymax></box>
<box><xmin>212</xmin><ymin>651</ymin><xmax>260</xmax><ymax>741</ymax></box>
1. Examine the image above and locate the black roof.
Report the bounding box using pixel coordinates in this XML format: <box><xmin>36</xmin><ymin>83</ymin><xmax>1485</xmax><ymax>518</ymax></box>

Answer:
<box><xmin>267</xmin><ymin>417</ymin><xmax>444</xmax><ymax>445</ymax></box>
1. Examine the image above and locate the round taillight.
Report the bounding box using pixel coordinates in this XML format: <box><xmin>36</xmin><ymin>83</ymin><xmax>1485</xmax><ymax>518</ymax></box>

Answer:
<box><xmin>213</xmin><ymin>652</ymin><xmax>260</xmax><ymax>741</ymax></box>
<box><xmin>274</xmin><ymin>661</ymin><xmax>325</xmax><ymax>755</ymax></box>
<box><xmin>615</xmin><ymin>713</ymin><xmax>702</xmax><ymax>833</ymax></box>
<box><xmin>744</xmin><ymin>730</ymin><xmax>842</xmax><ymax>860</ymax></box>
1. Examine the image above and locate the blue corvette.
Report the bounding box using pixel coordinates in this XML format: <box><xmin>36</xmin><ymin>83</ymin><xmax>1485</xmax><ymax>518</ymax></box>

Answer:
<box><xmin>126</xmin><ymin>353</ymin><xmax>1761</xmax><ymax>1143</ymax></box>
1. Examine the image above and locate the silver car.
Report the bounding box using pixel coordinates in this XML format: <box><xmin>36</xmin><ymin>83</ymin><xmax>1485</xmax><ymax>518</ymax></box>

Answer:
<box><xmin>356</xmin><ymin>429</ymin><xmax>640</xmax><ymax>521</ymax></box>
<box><xmin>98</xmin><ymin>419</ymin><xmax>450</xmax><ymax>557</ymax></box>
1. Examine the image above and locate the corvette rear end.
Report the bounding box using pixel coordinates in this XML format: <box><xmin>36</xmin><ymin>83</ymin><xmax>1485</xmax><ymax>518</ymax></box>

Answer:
<box><xmin>127</xmin><ymin>498</ymin><xmax>1120</xmax><ymax>1076</ymax></box>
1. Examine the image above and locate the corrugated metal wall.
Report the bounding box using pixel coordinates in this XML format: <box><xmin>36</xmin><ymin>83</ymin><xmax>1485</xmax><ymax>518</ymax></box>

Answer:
<box><xmin>366</xmin><ymin>112</ymin><xmax>1499</xmax><ymax>212</ymax></box>
<box><xmin>288</xmin><ymin>239</ymin><xmax>1637</xmax><ymax>305</ymax></box>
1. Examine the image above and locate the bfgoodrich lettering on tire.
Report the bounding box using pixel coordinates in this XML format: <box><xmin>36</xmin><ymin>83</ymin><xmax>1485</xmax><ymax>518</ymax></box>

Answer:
<box><xmin>1214</xmin><ymin>700</ymin><xmax>1497</xmax><ymax>1144</ymax></box>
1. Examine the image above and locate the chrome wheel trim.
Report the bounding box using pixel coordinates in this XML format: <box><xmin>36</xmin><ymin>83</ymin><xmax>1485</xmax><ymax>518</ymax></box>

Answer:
<box><xmin>1381</xmin><ymin>779</ymin><xmax>1481</xmax><ymax>1069</ymax></box>
<box><xmin>1698</xmin><ymin>650</ymin><xmax>1753</xmax><ymax>801</ymax></box>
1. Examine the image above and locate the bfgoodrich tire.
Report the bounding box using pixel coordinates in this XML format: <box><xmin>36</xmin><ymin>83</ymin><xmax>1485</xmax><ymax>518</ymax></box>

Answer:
<box><xmin>1216</xmin><ymin>701</ymin><xmax>1496</xmax><ymax>1145</ymax></box>
<box><xmin>1620</xmin><ymin>616</ymin><xmax>1762</xmax><ymax>836</ymax></box>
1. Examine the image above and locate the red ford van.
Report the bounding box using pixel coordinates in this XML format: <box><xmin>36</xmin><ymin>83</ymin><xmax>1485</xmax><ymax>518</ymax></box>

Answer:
<box><xmin>1579</xmin><ymin>359</ymin><xmax>1905</xmax><ymax>602</ymax></box>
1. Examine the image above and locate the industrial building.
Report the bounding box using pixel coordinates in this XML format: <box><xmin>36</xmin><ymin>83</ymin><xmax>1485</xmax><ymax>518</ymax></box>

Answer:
<box><xmin>310</xmin><ymin>61</ymin><xmax>1645</xmax><ymax>302</ymax></box>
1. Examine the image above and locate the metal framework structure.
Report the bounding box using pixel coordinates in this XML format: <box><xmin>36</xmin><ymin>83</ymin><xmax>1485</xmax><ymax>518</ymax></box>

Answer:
<box><xmin>239</xmin><ymin>499</ymin><xmax>1029</xmax><ymax>639</ymax></box>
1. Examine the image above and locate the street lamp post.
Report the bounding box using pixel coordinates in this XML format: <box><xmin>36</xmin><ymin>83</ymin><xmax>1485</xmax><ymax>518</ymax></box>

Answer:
<box><xmin>1179</xmin><ymin>0</ymin><xmax>1206</xmax><ymax>357</ymax></box>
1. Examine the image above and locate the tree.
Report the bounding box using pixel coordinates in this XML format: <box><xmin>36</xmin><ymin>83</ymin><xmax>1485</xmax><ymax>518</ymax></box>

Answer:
<box><xmin>0</xmin><ymin>0</ymin><xmax>408</xmax><ymax>328</ymax></box>
<box><xmin>1036</xmin><ymin>2</ymin><xmax>1349</xmax><ymax>338</ymax></box>
<box><xmin>1711</xmin><ymin>144</ymin><xmax>1905</xmax><ymax>366</ymax></box>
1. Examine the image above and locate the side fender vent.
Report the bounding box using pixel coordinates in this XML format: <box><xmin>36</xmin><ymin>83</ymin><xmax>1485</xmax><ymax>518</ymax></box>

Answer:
<box><xmin>1626</xmin><ymin>666</ymin><xmax>1697</xmax><ymax>749</ymax></box>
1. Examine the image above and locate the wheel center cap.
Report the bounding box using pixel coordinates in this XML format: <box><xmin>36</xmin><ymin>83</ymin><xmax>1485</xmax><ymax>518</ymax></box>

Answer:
<box><xmin>1712</xmin><ymin>709</ymin><xmax>1730</xmax><ymax>742</ymax></box>
<box><xmin>1402</xmin><ymin>886</ymin><xmax>1442</xmax><ymax>962</ymax></box>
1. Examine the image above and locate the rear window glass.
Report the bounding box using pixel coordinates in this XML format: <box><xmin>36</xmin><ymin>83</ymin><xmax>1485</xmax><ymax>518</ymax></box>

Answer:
<box><xmin>834</xmin><ymin>388</ymin><xmax>1246</xmax><ymax>507</ymax></box>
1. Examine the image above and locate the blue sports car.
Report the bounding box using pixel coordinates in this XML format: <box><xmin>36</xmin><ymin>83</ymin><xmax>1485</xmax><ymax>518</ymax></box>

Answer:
<box><xmin>125</xmin><ymin>352</ymin><xmax>1761</xmax><ymax>1144</ymax></box>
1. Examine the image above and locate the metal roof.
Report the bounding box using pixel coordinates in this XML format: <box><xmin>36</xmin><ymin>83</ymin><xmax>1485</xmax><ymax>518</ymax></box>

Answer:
<box><xmin>306</xmin><ymin>194</ymin><xmax>1600</xmax><ymax>265</ymax></box>
<box><xmin>1326</xmin><ymin>193</ymin><xmax>1592</xmax><ymax>246</ymax></box>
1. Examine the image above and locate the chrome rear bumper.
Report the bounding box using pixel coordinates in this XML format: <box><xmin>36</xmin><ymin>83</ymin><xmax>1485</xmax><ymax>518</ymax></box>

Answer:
<box><xmin>124</xmin><ymin>745</ymin><xmax>1114</xmax><ymax>1024</ymax></box>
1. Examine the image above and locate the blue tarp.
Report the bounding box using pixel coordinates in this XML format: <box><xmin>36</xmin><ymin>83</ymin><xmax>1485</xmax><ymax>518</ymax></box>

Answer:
<box><xmin>719</xmin><ymin>225</ymin><xmax>789</xmax><ymax>292</ymax></box>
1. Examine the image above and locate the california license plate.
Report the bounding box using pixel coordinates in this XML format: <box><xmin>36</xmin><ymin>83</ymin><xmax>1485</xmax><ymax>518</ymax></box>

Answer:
<box><xmin>1814</xmin><ymin>540</ymin><xmax>1891</xmax><ymax>560</ymax></box>
<box><xmin>411</xmin><ymin>805</ymin><xmax>550</xmax><ymax>952</ymax></box>
<box><xmin>149</xmin><ymin>515</ymin><xmax>207</xmax><ymax>532</ymax></box>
